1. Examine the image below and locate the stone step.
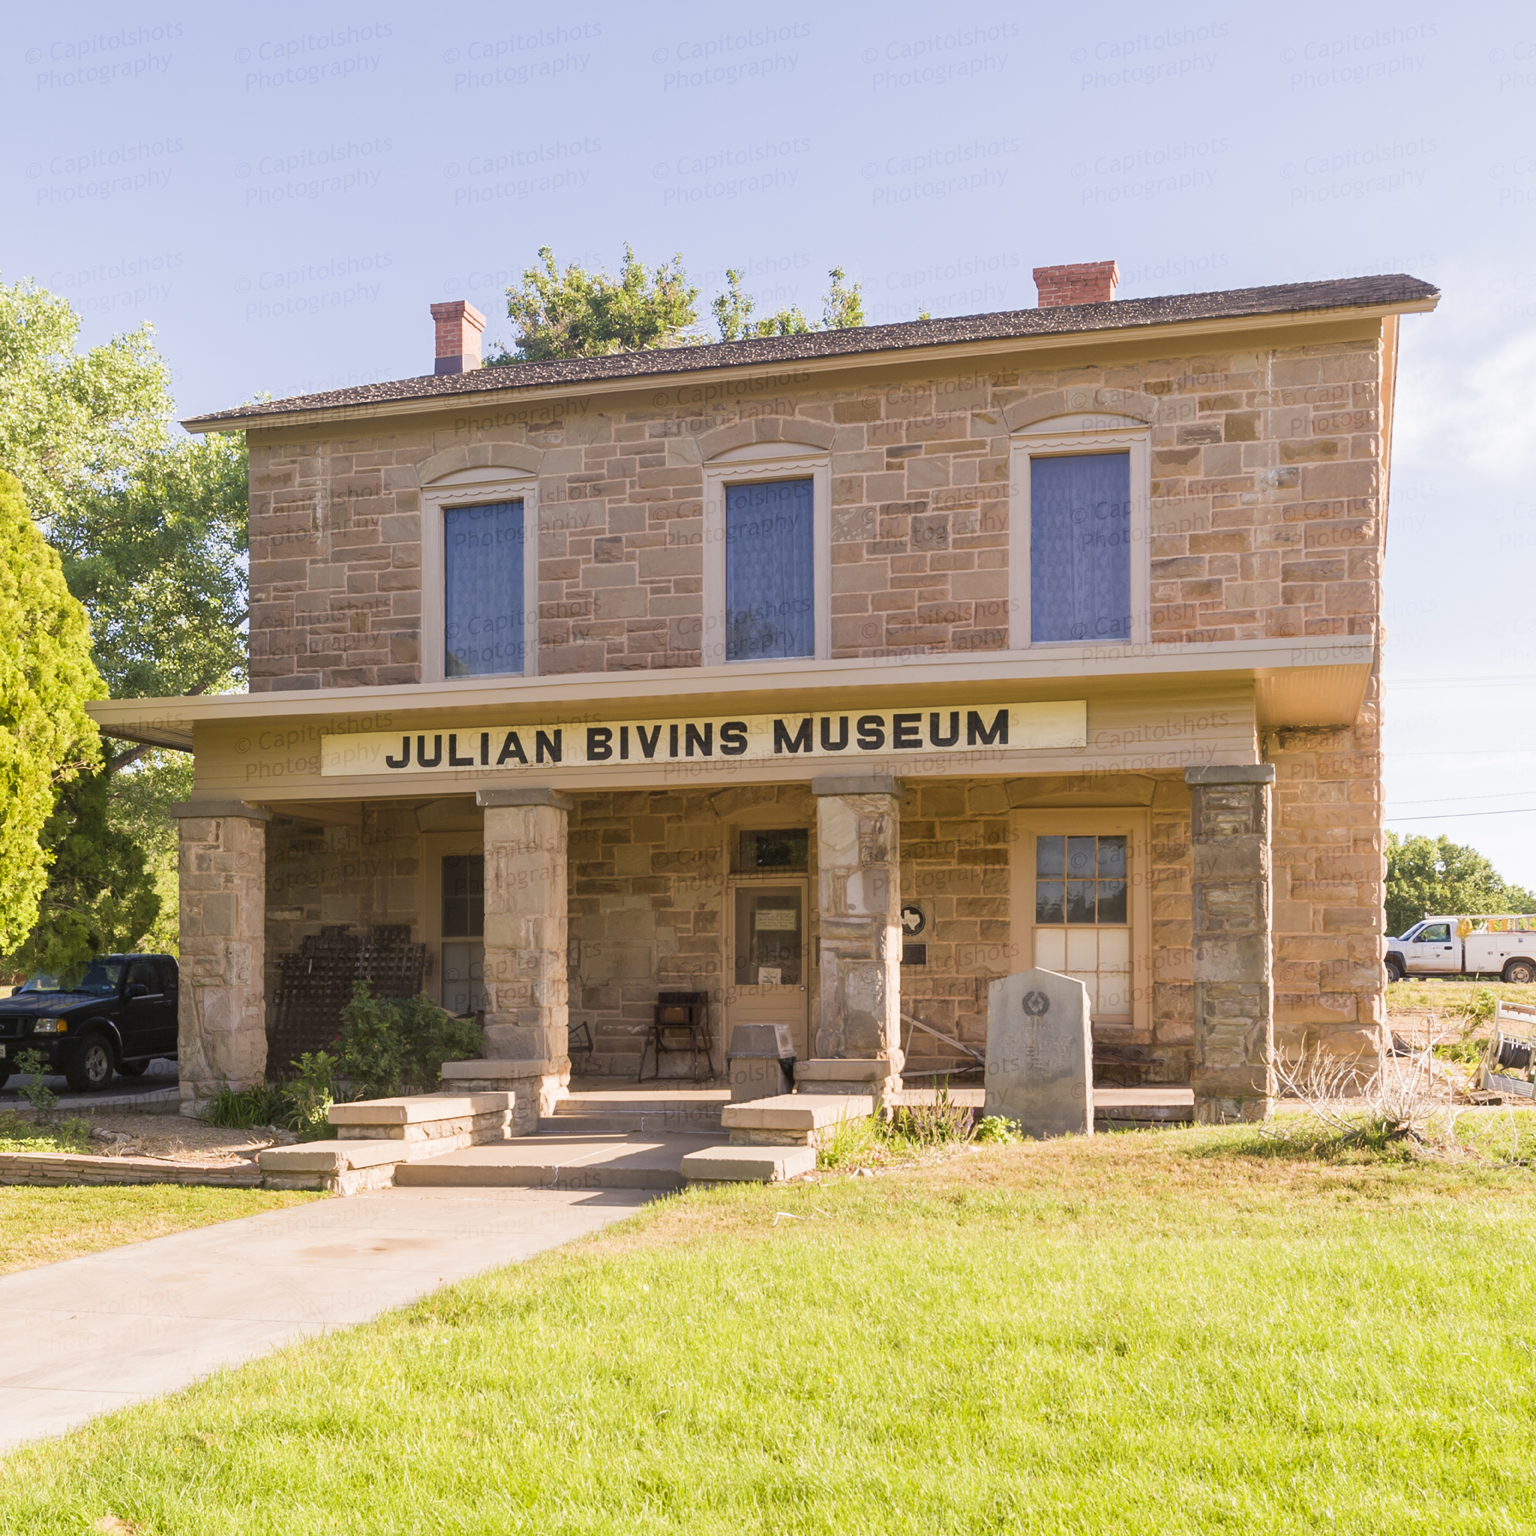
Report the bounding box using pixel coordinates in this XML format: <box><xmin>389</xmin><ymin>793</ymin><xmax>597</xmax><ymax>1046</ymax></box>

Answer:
<box><xmin>394</xmin><ymin>1132</ymin><xmax>714</xmax><ymax>1193</ymax></box>
<box><xmin>538</xmin><ymin>1112</ymin><xmax>722</xmax><ymax>1137</ymax></box>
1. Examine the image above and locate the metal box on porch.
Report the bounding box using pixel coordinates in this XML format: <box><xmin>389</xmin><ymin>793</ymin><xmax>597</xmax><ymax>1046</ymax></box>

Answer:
<box><xmin>727</xmin><ymin>1022</ymin><xmax>797</xmax><ymax>1102</ymax></box>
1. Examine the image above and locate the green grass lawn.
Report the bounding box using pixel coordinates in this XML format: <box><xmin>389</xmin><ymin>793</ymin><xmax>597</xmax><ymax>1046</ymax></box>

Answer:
<box><xmin>0</xmin><ymin>1111</ymin><xmax>321</xmax><ymax>1273</ymax></box>
<box><xmin>0</xmin><ymin>1184</ymin><xmax>322</xmax><ymax>1275</ymax></box>
<box><xmin>2</xmin><ymin>1126</ymin><xmax>1533</xmax><ymax>1534</ymax></box>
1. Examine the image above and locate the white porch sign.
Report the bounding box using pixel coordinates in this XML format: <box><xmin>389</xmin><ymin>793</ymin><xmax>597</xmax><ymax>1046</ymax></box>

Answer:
<box><xmin>320</xmin><ymin>700</ymin><xmax>1087</xmax><ymax>778</ymax></box>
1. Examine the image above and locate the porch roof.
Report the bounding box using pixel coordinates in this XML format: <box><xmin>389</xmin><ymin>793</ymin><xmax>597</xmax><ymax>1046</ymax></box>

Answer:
<box><xmin>86</xmin><ymin>634</ymin><xmax>1374</xmax><ymax>754</ymax></box>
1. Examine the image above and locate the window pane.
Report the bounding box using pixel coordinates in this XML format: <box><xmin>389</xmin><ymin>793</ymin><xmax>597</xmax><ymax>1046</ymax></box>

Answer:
<box><xmin>1097</xmin><ymin>836</ymin><xmax>1127</xmax><ymax>878</ymax></box>
<box><xmin>738</xmin><ymin>828</ymin><xmax>809</xmax><ymax>870</ymax></box>
<box><xmin>725</xmin><ymin>478</ymin><xmax>814</xmax><ymax>660</ymax></box>
<box><xmin>1066</xmin><ymin>880</ymin><xmax>1097</xmax><ymax>924</ymax></box>
<box><xmin>1035</xmin><ymin>880</ymin><xmax>1064</xmax><ymax>924</ymax></box>
<box><xmin>1097</xmin><ymin>880</ymin><xmax>1128</xmax><ymax>924</ymax></box>
<box><xmin>1036</xmin><ymin>835</ymin><xmax>1064</xmax><ymax>877</ymax></box>
<box><xmin>442</xmin><ymin>855</ymin><xmax>484</xmax><ymax>938</ymax></box>
<box><xmin>1066</xmin><ymin>836</ymin><xmax>1097</xmax><ymax>878</ymax></box>
<box><xmin>1030</xmin><ymin>453</ymin><xmax>1131</xmax><ymax>643</ymax></box>
<box><xmin>445</xmin><ymin>501</ymin><xmax>524</xmax><ymax>676</ymax></box>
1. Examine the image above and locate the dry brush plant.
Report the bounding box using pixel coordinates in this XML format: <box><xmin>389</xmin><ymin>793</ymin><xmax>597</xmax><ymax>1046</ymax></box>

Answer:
<box><xmin>1266</xmin><ymin>1047</ymin><xmax>1463</xmax><ymax>1158</ymax></box>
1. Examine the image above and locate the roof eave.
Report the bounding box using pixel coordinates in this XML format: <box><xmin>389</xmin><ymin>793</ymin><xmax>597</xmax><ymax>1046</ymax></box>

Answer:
<box><xmin>181</xmin><ymin>294</ymin><xmax>1438</xmax><ymax>436</ymax></box>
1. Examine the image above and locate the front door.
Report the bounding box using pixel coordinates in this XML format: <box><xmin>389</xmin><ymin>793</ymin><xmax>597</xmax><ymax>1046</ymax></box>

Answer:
<box><xmin>726</xmin><ymin>880</ymin><xmax>810</xmax><ymax>1059</ymax></box>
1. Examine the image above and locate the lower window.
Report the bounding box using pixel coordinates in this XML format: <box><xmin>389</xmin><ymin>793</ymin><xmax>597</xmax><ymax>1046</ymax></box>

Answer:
<box><xmin>1032</xmin><ymin>833</ymin><xmax>1132</xmax><ymax>1020</ymax></box>
<box><xmin>441</xmin><ymin>853</ymin><xmax>484</xmax><ymax>1015</ymax></box>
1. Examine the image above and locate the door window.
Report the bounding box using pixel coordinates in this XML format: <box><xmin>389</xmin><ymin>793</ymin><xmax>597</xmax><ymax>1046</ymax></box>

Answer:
<box><xmin>1033</xmin><ymin>833</ymin><xmax>1131</xmax><ymax>1019</ymax></box>
<box><xmin>733</xmin><ymin>887</ymin><xmax>804</xmax><ymax>989</ymax></box>
<box><xmin>1418</xmin><ymin>923</ymin><xmax>1451</xmax><ymax>943</ymax></box>
<box><xmin>125</xmin><ymin>959</ymin><xmax>160</xmax><ymax>994</ymax></box>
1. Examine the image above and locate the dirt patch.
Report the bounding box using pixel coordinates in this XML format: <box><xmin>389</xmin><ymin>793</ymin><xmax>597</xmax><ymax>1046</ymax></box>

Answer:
<box><xmin>42</xmin><ymin>1112</ymin><xmax>287</xmax><ymax>1166</ymax></box>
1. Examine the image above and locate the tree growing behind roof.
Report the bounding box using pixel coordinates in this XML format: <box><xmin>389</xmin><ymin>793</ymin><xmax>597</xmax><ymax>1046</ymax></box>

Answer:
<box><xmin>1384</xmin><ymin>831</ymin><xmax>1536</xmax><ymax>937</ymax></box>
<box><xmin>0</xmin><ymin>470</ymin><xmax>103</xmax><ymax>957</ymax></box>
<box><xmin>711</xmin><ymin>265</ymin><xmax>865</xmax><ymax>341</ymax></box>
<box><xmin>487</xmin><ymin>248</ymin><xmax>866</xmax><ymax>361</ymax></box>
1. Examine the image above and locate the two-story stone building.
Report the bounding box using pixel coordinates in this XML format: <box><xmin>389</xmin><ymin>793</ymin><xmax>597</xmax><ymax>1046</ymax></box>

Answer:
<box><xmin>90</xmin><ymin>261</ymin><xmax>1438</xmax><ymax>1127</ymax></box>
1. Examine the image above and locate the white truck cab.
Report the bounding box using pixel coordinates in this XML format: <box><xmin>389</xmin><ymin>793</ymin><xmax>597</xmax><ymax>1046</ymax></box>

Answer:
<box><xmin>1385</xmin><ymin>915</ymin><xmax>1536</xmax><ymax>985</ymax></box>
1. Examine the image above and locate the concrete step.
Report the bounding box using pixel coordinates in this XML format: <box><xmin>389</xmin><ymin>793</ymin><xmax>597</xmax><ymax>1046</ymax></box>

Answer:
<box><xmin>395</xmin><ymin>1132</ymin><xmax>719</xmax><ymax>1192</ymax></box>
<box><xmin>537</xmin><ymin>1112</ymin><xmax>722</xmax><ymax>1137</ymax></box>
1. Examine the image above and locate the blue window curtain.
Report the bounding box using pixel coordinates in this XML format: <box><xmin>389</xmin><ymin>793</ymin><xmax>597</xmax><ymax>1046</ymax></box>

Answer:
<box><xmin>1030</xmin><ymin>453</ymin><xmax>1131</xmax><ymax>644</ymax></box>
<box><xmin>725</xmin><ymin>477</ymin><xmax>814</xmax><ymax>661</ymax></box>
<box><xmin>444</xmin><ymin>500</ymin><xmax>525</xmax><ymax>676</ymax></box>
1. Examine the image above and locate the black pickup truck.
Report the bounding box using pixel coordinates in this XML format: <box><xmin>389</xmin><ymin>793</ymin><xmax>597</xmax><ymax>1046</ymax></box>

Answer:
<box><xmin>0</xmin><ymin>954</ymin><xmax>179</xmax><ymax>1093</ymax></box>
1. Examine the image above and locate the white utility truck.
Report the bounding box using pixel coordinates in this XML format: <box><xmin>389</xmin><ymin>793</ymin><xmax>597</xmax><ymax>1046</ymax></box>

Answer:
<box><xmin>1384</xmin><ymin>915</ymin><xmax>1536</xmax><ymax>985</ymax></box>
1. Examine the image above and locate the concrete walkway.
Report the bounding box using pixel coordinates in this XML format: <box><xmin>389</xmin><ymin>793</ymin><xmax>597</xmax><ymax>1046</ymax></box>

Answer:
<box><xmin>0</xmin><ymin>1185</ymin><xmax>650</xmax><ymax>1448</ymax></box>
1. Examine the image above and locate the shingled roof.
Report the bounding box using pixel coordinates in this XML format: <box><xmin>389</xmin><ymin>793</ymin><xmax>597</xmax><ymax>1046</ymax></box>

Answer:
<box><xmin>183</xmin><ymin>273</ymin><xmax>1438</xmax><ymax>430</ymax></box>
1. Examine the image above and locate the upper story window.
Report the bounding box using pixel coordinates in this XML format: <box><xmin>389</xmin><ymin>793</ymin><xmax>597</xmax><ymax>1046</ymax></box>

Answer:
<box><xmin>725</xmin><ymin>478</ymin><xmax>814</xmax><ymax>661</ymax></box>
<box><xmin>1009</xmin><ymin>415</ymin><xmax>1150</xmax><ymax>650</ymax></box>
<box><xmin>418</xmin><ymin>457</ymin><xmax>542</xmax><ymax>684</ymax></box>
<box><xmin>1029</xmin><ymin>453</ymin><xmax>1131</xmax><ymax>644</ymax></box>
<box><xmin>444</xmin><ymin>500</ymin><xmax>526</xmax><ymax>676</ymax></box>
<box><xmin>703</xmin><ymin>442</ymin><xmax>831</xmax><ymax>668</ymax></box>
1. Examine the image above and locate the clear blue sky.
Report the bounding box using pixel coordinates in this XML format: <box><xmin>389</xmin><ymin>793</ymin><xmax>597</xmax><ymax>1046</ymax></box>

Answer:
<box><xmin>7</xmin><ymin>2</ymin><xmax>1533</xmax><ymax>884</ymax></box>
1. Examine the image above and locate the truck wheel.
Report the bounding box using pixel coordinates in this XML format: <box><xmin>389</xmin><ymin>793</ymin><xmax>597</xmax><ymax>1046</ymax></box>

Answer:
<box><xmin>1502</xmin><ymin>958</ymin><xmax>1536</xmax><ymax>985</ymax></box>
<box><xmin>0</xmin><ymin>1067</ymin><xmax>10</xmax><ymax>1089</ymax></box>
<box><xmin>64</xmin><ymin>1034</ymin><xmax>116</xmax><ymax>1093</ymax></box>
<box><xmin>1385</xmin><ymin>957</ymin><xmax>1405</xmax><ymax>984</ymax></box>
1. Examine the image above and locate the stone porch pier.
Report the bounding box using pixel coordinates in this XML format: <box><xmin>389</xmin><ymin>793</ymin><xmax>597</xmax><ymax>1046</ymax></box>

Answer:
<box><xmin>1185</xmin><ymin>765</ymin><xmax>1276</xmax><ymax>1123</ymax></box>
<box><xmin>169</xmin><ymin>799</ymin><xmax>271</xmax><ymax>1115</ymax></box>
<box><xmin>807</xmin><ymin>775</ymin><xmax>904</xmax><ymax>1097</ymax></box>
<box><xmin>441</xmin><ymin>786</ymin><xmax>571</xmax><ymax>1133</ymax></box>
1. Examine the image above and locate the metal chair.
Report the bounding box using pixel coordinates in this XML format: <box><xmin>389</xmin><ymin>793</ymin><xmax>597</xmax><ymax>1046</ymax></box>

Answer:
<box><xmin>638</xmin><ymin>991</ymin><xmax>714</xmax><ymax>1082</ymax></box>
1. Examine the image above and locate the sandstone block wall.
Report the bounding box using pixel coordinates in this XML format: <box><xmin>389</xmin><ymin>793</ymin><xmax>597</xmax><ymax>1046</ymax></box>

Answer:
<box><xmin>1265</xmin><ymin>667</ymin><xmax>1387</xmax><ymax>1062</ymax></box>
<box><xmin>245</xmin><ymin>335</ymin><xmax>1386</xmax><ymax>688</ymax></box>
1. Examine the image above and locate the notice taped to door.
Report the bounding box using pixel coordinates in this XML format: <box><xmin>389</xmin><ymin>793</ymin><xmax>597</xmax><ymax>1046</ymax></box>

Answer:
<box><xmin>320</xmin><ymin>700</ymin><xmax>1087</xmax><ymax>778</ymax></box>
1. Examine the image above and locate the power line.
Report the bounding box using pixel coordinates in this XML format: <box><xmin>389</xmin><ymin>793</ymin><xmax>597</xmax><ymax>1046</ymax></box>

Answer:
<box><xmin>1387</xmin><ymin>808</ymin><xmax>1536</xmax><ymax>821</ymax></box>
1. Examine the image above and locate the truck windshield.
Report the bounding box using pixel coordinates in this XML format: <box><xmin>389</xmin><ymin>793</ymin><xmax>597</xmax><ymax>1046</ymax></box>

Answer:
<box><xmin>16</xmin><ymin>961</ymin><xmax>124</xmax><ymax>996</ymax></box>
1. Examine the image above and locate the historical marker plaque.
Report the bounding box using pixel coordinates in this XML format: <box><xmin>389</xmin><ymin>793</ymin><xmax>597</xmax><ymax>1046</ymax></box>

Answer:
<box><xmin>984</xmin><ymin>967</ymin><xmax>1093</xmax><ymax>1138</ymax></box>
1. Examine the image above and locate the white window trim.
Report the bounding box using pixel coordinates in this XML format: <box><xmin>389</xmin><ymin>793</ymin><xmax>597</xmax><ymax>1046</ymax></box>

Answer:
<box><xmin>701</xmin><ymin>442</ymin><xmax>831</xmax><ymax>669</ymax></box>
<box><xmin>420</xmin><ymin>466</ymin><xmax>541</xmax><ymax>684</ymax></box>
<box><xmin>1008</xmin><ymin>414</ymin><xmax>1151</xmax><ymax>651</ymax></box>
<box><xmin>1009</xmin><ymin>808</ymin><xmax>1152</xmax><ymax>1037</ymax></box>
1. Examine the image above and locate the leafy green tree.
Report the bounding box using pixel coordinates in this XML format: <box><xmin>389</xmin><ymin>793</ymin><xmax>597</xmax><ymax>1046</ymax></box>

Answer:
<box><xmin>491</xmin><ymin>245</ymin><xmax>701</xmax><ymax>362</ymax></box>
<box><xmin>712</xmin><ymin>265</ymin><xmax>865</xmax><ymax>341</ymax></box>
<box><xmin>0</xmin><ymin>278</ymin><xmax>173</xmax><ymax>528</ymax></box>
<box><xmin>0</xmin><ymin>470</ymin><xmax>103</xmax><ymax>955</ymax></box>
<box><xmin>821</xmin><ymin>266</ymin><xmax>865</xmax><ymax>330</ymax></box>
<box><xmin>51</xmin><ymin>431</ymin><xmax>249</xmax><ymax>707</ymax></box>
<box><xmin>6</xmin><ymin>765</ymin><xmax>159</xmax><ymax>976</ymax></box>
<box><xmin>0</xmin><ymin>280</ymin><xmax>249</xmax><ymax>967</ymax></box>
<box><xmin>1384</xmin><ymin>832</ymin><xmax>1536</xmax><ymax>936</ymax></box>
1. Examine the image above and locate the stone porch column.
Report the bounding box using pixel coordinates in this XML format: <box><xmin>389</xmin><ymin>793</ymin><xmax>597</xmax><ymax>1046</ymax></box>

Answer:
<box><xmin>168</xmin><ymin>799</ymin><xmax>271</xmax><ymax>1115</ymax></box>
<box><xmin>474</xmin><ymin>786</ymin><xmax>571</xmax><ymax>1126</ymax></box>
<box><xmin>1184</xmin><ymin>765</ymin><xmax>1275</xmax><ymax>1123</ymax></box>
<box><xmin>810</xmin><ymin>776</ymin><xmax>903</xmax><ymax>1087</ymax></box>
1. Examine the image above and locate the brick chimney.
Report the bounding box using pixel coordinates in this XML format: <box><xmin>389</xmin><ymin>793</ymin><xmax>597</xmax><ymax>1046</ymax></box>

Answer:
<box><xmin>431</xmin><ymin>300</ymin><xmax>485</xmax><ymax>374</ymax></box>
<box><xmin>1033</xmin><ymin>261</ymin><xmax>1120</xmax><ymax>308</ymax></box>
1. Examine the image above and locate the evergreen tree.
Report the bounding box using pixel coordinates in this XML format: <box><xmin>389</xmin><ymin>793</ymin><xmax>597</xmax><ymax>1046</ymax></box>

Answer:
<box><xmin>0</xmin><ymin>470</ymin><xmax>103</xmax><ymax>957</ymax></box>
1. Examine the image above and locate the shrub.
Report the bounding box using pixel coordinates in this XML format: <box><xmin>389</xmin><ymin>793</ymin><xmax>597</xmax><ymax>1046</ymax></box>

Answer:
<box><xmin>972</xmin><ymin>1115</ymin><xmax>1023</xmax><ymax>1145</ymax></box>
<box><xmin>337</xmin><ymin>983</ymin><xmax>483</xmax><ymax>1098</ymax></box>
<box><xmin>204</xmin><ymin>1081</ymin><xmax>291</xmax><ymax>1130</ymax></box>
<box><xmin>13</xmin><ymin>1049</ymin><xmax>58</xmax><ymax>1113</ymax></box>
